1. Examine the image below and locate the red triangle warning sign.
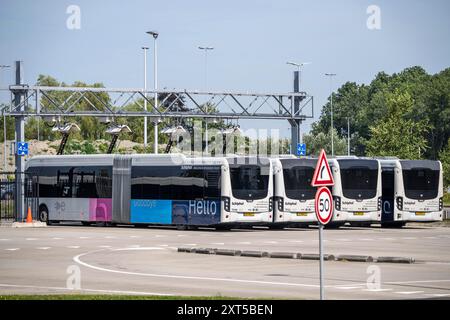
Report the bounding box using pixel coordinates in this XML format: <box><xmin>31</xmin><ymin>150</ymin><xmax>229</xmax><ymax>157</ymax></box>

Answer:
<box><xmin>311</xmin><ymin>149</ymin><xmax>334</xmax><ymax>187</ymax></box>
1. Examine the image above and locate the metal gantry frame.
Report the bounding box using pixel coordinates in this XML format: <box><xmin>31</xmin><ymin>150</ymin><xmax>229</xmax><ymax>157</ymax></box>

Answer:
<box><xmin>6</xmin><ymin>85</ymin><xmax>313</xmax><ymax>121</ymax></box>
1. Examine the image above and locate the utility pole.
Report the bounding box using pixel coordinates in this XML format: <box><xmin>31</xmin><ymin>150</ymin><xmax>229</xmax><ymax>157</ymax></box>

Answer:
<box><xmin>14</xmin><ymin>61</ymin><xmax>25</xmax><ymax>221</ymax></box>
<box><xmin>0</xmin><ymin>65</ymin><xmax>11</xmax><ymax>171</ymax></box>
<box><xmin>325</xmin><ymin>73</ymin><xmax>336</xmax><ymax>156</ymax></box>
<box><xmin>142</xmin><ymin>46</ymin><xmax>149</xmax><ymax>149</ymax></box>
<box><xmin>199</xmin><ymin>46</ymin><xmax>214</xmax><ymax>155</ymax></box>
<box><xmin>147</xmin><ymin>31</ymin><xmax>159</xmax><ymax>154</ymax></box>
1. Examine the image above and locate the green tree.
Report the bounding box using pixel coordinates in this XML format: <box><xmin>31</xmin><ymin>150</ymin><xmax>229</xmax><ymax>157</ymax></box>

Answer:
<box><xmin>303</xmin><ymin>127</ymin><xmax>347</xmax><ymax>156</ymax></box>
<box><xmin>366</xmin><ymin>90</ymin><xmax>429</xmax><ymax>159</ymax></box>
<box><xmin>439</xmin><ymin>139</ymin><xmax>450</xmax><ymax>188</ymax></box>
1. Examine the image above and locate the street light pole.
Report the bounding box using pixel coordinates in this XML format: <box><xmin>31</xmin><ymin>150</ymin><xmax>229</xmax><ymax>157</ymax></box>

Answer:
<box><xmin>347</xmin><ymin>117</ymin><xmax>350</xmax><ymax>156</ymax></box>
<box><xmin>147</xmin><ymin>31</ymin><xmax>159</xmax><ymax>154</ymax></box>
<box><xmin>325</xmin><ymin>73</ymin><xmax>336</xmax><ymax>156</ymax></box>
<box><xmin>1</xmin><ymin>65</ymin><xmax>11</xmax><ymax>171</ymax></box>
<box><xmin>199</xmin><ymin>46</ymin><xmax>214</xmax><ymax>155</ymax></box>
<box><xmin>142</xmin><ymin>47</ymin><xmax>149</xmax><ymax>149</ymax></box>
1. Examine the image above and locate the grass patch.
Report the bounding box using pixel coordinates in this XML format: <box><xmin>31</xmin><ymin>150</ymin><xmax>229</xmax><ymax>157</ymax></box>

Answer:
<box><xmin>443</xmin><ymin>192</ymin><xmax>450</xmax><ymax>207</ymax></box>
<box><xmin>0</xmin><ymin>294</ymin><xmax>246</xmax><ymax>300</ymax></box>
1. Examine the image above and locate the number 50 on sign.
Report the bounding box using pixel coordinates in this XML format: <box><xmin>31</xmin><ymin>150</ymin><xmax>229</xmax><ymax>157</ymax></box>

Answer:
<box><xmin>314</xmin><ymin>187</ymin><xmax>333</xmax><ymax>225</ymax></box>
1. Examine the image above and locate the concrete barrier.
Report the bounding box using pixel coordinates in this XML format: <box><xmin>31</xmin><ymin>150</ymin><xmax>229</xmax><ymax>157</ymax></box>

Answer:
<box><xmin>337</xmin><ymin>255</ymin><xmax>374</xmax><ymax>263</ymax></box>
<box><xmin>241</xmin><ymin>250</ymin><xmax>269</xmax><ymax>258</ymax></box>
<box><xmin>268</xmin><ymin>252</ymin><xmax>297</xmax><ymax>259</ymax></box>
<box><xmin>376</xmin><ymin>256</ymin><xmax>415</xmax><ymax>264</ymax></box>
<box><xmin>215</xmin><ymin>249</ymin><xmax>241</xmax><ymax>256</ymax></box>
<box><xmin>300</xmin><ymin>253</ymin><xmax>335</xmax><ymax>261</ymax></box>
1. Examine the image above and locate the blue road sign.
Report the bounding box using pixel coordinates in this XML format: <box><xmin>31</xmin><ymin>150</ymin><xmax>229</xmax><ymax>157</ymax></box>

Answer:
<box><xmin>17</xmin><ymin>142</ymin><xmax>28</xmax><ymax>156</ymax></box>
<box><xmin>297</xmin><ymin>143</ymin><xmax>306</xmax><ymax>156</ymax></box>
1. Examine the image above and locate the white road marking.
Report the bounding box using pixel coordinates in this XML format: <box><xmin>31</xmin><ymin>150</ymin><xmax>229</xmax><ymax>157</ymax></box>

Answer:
<box><xmin>52</xmin><ymin>237</ymin><xmax>63</xmax><ymax>240</ymax></box>
<box><xmin>0</xmin><ymin>239</ymin><xmax>10</xmax><ymax>241</ymax></box>
<box><xmin>26</xmin><ymin>238</ymin><xmax>37</xmax><ymax>241</ymax></box>
<box><xmin>98</xmin><ymin>245</ymin><xmax>111</xmax><ymax>248</ymax></box>
<box><xmin>177</xmin><ymin>235</ymin><xmax>187</xmax><ymax>237</ymax></box>
<box><xmin>67</xmin><ymin>246</ymin><xmax>80</xmax><ymax>249</ymax></box>
<box><xmin>104</xmin><ymin>236</ymin><xmax>116</xmax><ymax>239</ymax></box>
<box><xmin>0</xmin><ymin>283</ymin><xmax>173</xmax><ymax>296</ymax></box>
<box><xmin>185</xmin><ymin>243</ymin><xmax>197</xmax><ymax>246</ymax></box>
<box><xmin>158</xmin><ymin>244</ymin><xmax>169</xmax><ymax>247</ymax></box>
<box><xmin>402</xmin><ymin>237</ymin><xmax>417</xmax><ymax>240</ymax></box>
<box><xmin>426</xmin><ymin>293</ymin><xmax>450</xmax><ymax>298</ymax></box>
<box><xmin>4</xmin><ymin>248</ymin><xmax>19</xmax><ymax>251</ymax></box>
<box><xmin>384</xmin><ymin>279</ymin><xmax>450</xmax><ymax>285</ymax></box>
<box><xmin>129</xmin><ymin>236</ymin><xmax>140</xmax><ymax>238</ymax></box>
<box><xmin>359</xmin><ymin>238</ymin><xmax>374</xmax><ymax>241</ymax></box>
<box><xmin>334</xmin><ymin>286</ymin><xmax>363</xmax><ymax>290</ymax></box>
<box><xmin>36</xmin><ymin>247</ymin><xmax>51</xmax><ymax>250</ymax></box>
<box><xmin>79</xmin><ymin>237</ymin><xmax>90</xmax><ymax>239</ymax></box>
<box><xmin>210</xmin><ymin>243</ymin><xmax>225</xmax><ymax>245</ymax></box>
<box><xmin>362</xmin><ymin>288</ymin><xmax>392</xmax><ymax>292</ymax></box>
<box><xmin>112</xmin><ymin>247</ymin><xmax>165</xmax><ymax>252</ymax></box>
<box><xmin>155</xmin><ymin>235</ymin><xmax>166</xmax><ymax>238</ymax></box>
<box><xmin>264</xmin><ymin>241</ymin><xmax>278</xmax><ymax>244</ymax></box>
<box><xmin>394</xmin><ymin>291</ymin><xmax>424</xmax><ymax>295</ymax></box>
<box><xmin>336</xmin><ymin>239</ymin><xmax>350</xmax><ymax>241</ymax></box>
<box><xmin>425</xmin><ymin>237</ymin><xmax>437</xmax><ymax>239</ymax></box>
<box><xmin>288</xmin><ymin>240</ymin><xmax>304</xmax><ymax>243</ymax></box>
<box><xmin>73</xmin><ymin>250</ymin><xmax>325</xmax><ymax>289</ymax></box>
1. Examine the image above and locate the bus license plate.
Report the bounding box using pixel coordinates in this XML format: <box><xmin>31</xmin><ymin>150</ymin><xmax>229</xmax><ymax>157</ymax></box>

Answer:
<box><xmin>296</xmin><ymin>213</ymin><xmax>308</xmax><ymax>216</ymax></box>
<box><xmin>353</xmin><ymin>212</ymin><xmax>364</xmax><ymax>216</ymax></box>
<box><xmin>243</xmin><ymin>212</ymin><xmax>254</xmax><ymax>217</ymax></box>
<box><xmin>415</xmin><ymin>212</ymin><xmax>426</xmax><ymax>216</ymax></box>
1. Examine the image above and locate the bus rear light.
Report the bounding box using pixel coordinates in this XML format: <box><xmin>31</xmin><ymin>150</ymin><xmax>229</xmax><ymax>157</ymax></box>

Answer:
<box><xmin>334</xmin><ymin>196</ymin><xmax>341</xmax><ymax>211</ymax></box>
<box><xmin>223</xmin><ymin>197</ymin><xmax>230</xmax><ymax>212</ymax></box>
<box><xmin>439</xmin><ymin>197</ymin><xmax>443</xmax><ymax>211</ymax></box>
<box><xmin>396</xmin><ymin>197</ymin><xmax>403</xmax><ymax>211</ymax></box>
<box><xmin>269</xmin><ymin>197</ymin><xmax>273</xmax><ymax>211</ymax></box>
<box><xmin>277</xmin><ymin>197</ymin><xmax>284</xmax><ymax>212</ymax></box>
<box><xmin>377</xmin><ymin>197</ymin><xmax>382</xmax><ymax>211</ymax></box>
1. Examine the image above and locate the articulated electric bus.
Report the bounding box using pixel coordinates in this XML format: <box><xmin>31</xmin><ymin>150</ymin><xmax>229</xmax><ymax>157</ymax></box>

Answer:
<box><xmin>272</xmin><ymin>157</ymin><xmax>317</xmax><ymax>227</ymax></box>
<box><xmin>379</xmin><ymin>159</ymin><xmax>443</xmax><ymax>227</ymax></box>
<box><xmin>328</xmin><ymin>157</ymin><xmax>382</xmax><ymax>227</ymax></box>
<box><xmin>25</xmin><ymin>153</ymin><xmax>273</xmax><ymax>228</ymax></box>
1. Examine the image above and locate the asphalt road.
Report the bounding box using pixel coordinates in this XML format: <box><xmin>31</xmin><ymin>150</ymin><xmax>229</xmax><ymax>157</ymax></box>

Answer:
<box><xmin>0</xmin><ymin>224</ymin><xmax>450</xmax><ymax>299</ymax></box>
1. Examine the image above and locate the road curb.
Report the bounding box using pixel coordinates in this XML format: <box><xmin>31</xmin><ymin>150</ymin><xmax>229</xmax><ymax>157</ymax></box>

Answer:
<box><xmin>376</xmin><ymin>256</ymin><xmax>415</xmax><ymax>264</ymax></box>
<box><xmin>241</xmin><ymin>250</ymin><xmax>269</xmax><ymax>258</ymax></box>
<box><xmin>194</xmin><ymin>248</ymin><xmax>217</xmax><ymax>254</ymax></box>
<box><xmin>337</xmin><ymin>255</ymin><xmax>374</xmax><ymax>263</ymax></box>
<box><xmin>177</xmin><ymin>247</ymin><xmax>195</xmax><ymax>253</ymax></box>
<box><xmin>268</xmin><ymin>252</ymin><xmax>297</xmax><ymax>259</ymax></box>
<box><xmin>11</xmin><ymin>222</ymin><xmax>47</xmax><ymax>228</ymax></box>
<box><xmin>300</xmin><ymin>253</ymin><xmax>335</xmax><ymax>261</ymax></box>
<box><xmin>215</xmin><ymin>249</ymin><xmax>241</xmax><ymax>256</ymax></box>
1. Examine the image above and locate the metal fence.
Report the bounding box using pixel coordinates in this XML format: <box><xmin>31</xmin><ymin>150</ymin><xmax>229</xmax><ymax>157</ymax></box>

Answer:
<box><xmin>0</xmin><ymin>172</ymin><xmax>40</xmax><ymax>222</ymax></box>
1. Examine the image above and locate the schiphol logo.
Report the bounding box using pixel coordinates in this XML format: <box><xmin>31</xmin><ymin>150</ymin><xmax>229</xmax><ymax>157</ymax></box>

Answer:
<box><xmin>189</xmin><ymin>200</ymin><xmax>218</xmax><ymax>216</ymax></box>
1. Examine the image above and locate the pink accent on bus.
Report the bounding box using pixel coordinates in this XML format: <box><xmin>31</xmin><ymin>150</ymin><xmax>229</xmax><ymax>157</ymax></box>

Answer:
<box><xmin>89</xmin><ymin>198</ymin><xmax>112</xmax><ymax>222</ymax></box>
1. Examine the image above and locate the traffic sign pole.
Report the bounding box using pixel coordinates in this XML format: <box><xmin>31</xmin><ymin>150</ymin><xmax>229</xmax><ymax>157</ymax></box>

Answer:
<box><xmin>319</xmin><ymin>223</ymin><xmax>324</xmax><ymax>300</ymax></box>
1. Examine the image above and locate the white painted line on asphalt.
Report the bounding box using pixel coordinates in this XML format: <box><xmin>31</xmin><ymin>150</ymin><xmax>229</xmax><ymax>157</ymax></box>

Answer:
<box><xmin>4</xmin><ymin>248</ymin><xmax>19</xmax><ymax>251</ymax></box>
<box><xmin>425</xmin><ymin>237</ymin><xmax>437</xmax><ymax>239</ymax></box>
<box><xmin>112</xmin><ymin>247</ymin><xmax>165</xmax><ymax>252</ymax></box>
<box><xmin>288</xmin><ymin>240</ymin><xmax>304</xmax><ymax>243</ymax></box>
<box><xmin>210</xmin><ymin>243</ymin><xmax>225</xmax><ymax>245</ymax></box>
<box><xmin>79</xmin><ymin>237</ymin><xmax>90</xmax><ymax>239</ymax></box>
<box><xmin>385</xmin><ymin>279</ymin><xmax>450</xmax><ymax>285</ymax></box>
<box><xmin>158</xmin><ymin>244</ymin><xmax>169</xmax><ymax>247</ymax></box>
<box><xmin>402</xmin><ymin>237</ymin><xmax>417</xmax><ymax>240</ymax></box>
<box><xmin>264</xmin><ymin>241</ymin><xmax>278</xmax><ymax>244</ymax></box>
<box><xmin>394</xmin><ymin>291</ymin><xmax>424</xmax><ymax>295</ymax></box>
<box><xmin>105</xmin><ymin>236</ymin><xmax>116</xmax><ymax>239</ymax></box>
<box><xmin>0</xmin><ymin>283</ymin><xmax>173</xmax><ymax>296</ymax></box>
<box><xmin>73</xmin><ymin>250</ymin><xmax>325</xmax><ymax>289</ymax></box>
<box><xmin>36</xmin><ymin>247</ymin><xmax>51</xmax><ymax>250</ymax></box>
<box><xmin>362</xmin><ymin>288</ymin><xmax>392</xmax><ymax>292</ymax></box>
<box><xmin>26</xmin><ymin>238</ymin><xmax>37</xmax><ymax>241</ymax></box>
<box><xmin>359</xmin><ymin>238</ymin><xmax>374</xmax><ymax>241</ymax></box>
<box><xmin>67</xmin><ymin>246</ymin><xmax>80</xmax><ymax>249</ymax></box>
<box><xmin>129</xmin><ymin>236</ymin><xmax>140</xmax><ymax>238</ymax></box>
<box><xmin>426</xmin><ymin>293</ymin><xmax>450</xmax><ymax>298</ymax></box>
<box><xmin>185</xmin><ymin>243</ymin><xmax>197</xmax><ymax>246</ymax></box>
<box><xmin>177</xmin><ymin>235</ymin><xmax>187</xmax><ymax>237</ymax></box>
<box><xmin>155</xmin><ymin>235</ymin><xmax>166</xmax><ymax>238</ymax></box>
<box><xmin>0</xmin><ymin>239</ymin><xmax>10</xmax><ymax>241</ymax></box>
<box><xmin>334</xmin><ymin>286</ymin><xmax>363</xmax><ymax>290</ymax></box>
<box><xmin>98</xmin><ymin>245</ymin><xmax>111</xmax><ymax>248</ymax></box>
<box><xmin>336</xmin><ymin>239</ymin><xmax>350</xmax><ymax>241</ymax></box>
<box><xmin>52</xmin><ymin>237</ymin><xmax>63</xmax><ymax>240</ymax></box>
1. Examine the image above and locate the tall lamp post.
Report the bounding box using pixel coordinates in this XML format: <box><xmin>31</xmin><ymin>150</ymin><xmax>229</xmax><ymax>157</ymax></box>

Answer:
<box><xmin>1</xmin><ymin>65</ymin><xmax>11</xmax><ymax>171</ymax></box>
<box><xmin>142</xmin><ymin>47</ymin><xmax>149</xmax><ymax>149</ymax></box>
<box><xmin>325</xmin><ymin>73</ymin><xmax>337</xmax><ymax>156</ymax></box>
<box><xmin>286</xmin><ymin>61</ymin><xmax>310</xmax><ymax>145</ymax></box>
<box><xmin>147</xmin><ymin>31</ymin><xmax>159</xmax><ymax>154</ymax></box>
<box><xmin>198</xmin><ymin>46</ymin><xmax>214</xmax><ymax>155</ymax></box>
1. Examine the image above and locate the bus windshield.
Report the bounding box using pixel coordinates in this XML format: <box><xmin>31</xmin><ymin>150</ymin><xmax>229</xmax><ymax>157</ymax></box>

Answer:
<box><xmin>283</xmin><ymin>166</ymin><xmax>315</xmax><ymax>200</ymax></box>
<box><xmin>339</xmin><ymin>160</ymin><xmax>378</xmax><ymax>200</ymax></box>
<box><xmin>230</xmin><ymin>165</ymin><xmax>269</xmax><ymax>200</ymax></box>
<box><xmin>402</xmin><ymin>168</ymin><xmax>439</xmax><ymax>200</ymax></box>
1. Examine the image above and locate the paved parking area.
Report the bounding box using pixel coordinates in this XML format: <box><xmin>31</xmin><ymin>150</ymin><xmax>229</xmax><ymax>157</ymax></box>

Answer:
<box><xmin>0</xmin><ymin>224</ymin><xmax>450</xmax><ymax>299</ymax></box>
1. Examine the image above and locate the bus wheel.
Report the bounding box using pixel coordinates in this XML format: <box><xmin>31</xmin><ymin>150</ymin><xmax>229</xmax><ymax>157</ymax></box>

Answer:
<box><xmin>39</xmin><ymin>207</ymin><xmax>48</xmax><ymax>223</ymax></box>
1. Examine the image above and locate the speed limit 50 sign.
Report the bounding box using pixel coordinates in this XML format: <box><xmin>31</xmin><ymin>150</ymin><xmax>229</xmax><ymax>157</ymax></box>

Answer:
<box><xmin>314</xmin><ymin>187</ymin><xmax>333</xmax><ymax>225</ymax></box>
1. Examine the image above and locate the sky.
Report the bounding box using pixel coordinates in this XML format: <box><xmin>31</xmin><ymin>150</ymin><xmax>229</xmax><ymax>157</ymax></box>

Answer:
<box><xmin>0</xmin><ymin>0</ymin><xmax>449</xmax><ymax>139</ymax></box>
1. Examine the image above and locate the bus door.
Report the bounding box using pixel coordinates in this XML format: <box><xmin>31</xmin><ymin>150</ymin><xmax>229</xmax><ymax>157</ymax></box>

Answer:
<box><xmin>381</xmin><ymin>169</ymin><xmax>395</xmax><ymax>223</ymax></box>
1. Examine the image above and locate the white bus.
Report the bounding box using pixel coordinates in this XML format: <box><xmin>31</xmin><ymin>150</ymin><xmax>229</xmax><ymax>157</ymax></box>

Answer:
<box><xmin>25</xmin><ymin>153</ymin><xmax>273</xmax><ymax>229</ymax></box>
<box><xmin>379</xmin><ymin>159</ymin><xmax>443</xmax><ymax>227</ymax></box>
<box><xmin>328</xmin><ymin>157</ymin><xmax>382</xmax><ymax>227</ymax></box>
<box><xmin>272</xmin><ymin>157</ymin><xmax>317</xmax><ymax>227</ymax></box>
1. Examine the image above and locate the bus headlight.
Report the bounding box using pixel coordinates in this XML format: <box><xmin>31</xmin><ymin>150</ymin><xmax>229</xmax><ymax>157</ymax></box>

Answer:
<box><xmin>439</xmin><ymin>197</ymin><xmax>443</xmax><ymax>211</ymax></box>
<box><xmin>223</xmin><ymin>196</ymin><xmax>230</xmax><ymax>212</ymax></box>
<box><xmin>396</xmin><ymin>196</ymin><xmax>403</xmax><ymax>211</ymax></box>
<box><xmin>277</xmin><ymin>197</ymin><xmax>284</xmax><ymax>212</ymax></box>
<box><xmin>378</xmin><ymin>197</ymin><xmax>382</xmax><ymax>211</ymax></box>
<box><xmin>334</xmin><ymin>196</ymin><xmax>341</xmax><ymax>211</ymax></box>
